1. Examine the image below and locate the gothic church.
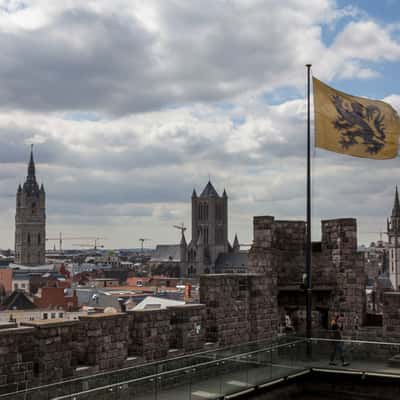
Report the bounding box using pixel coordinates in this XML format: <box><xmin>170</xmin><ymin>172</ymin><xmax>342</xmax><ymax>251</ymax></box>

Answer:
<box><xmin>180</xmin><ymin>181</ymin><xmax>242</xmax><ymax>275</ymax></box>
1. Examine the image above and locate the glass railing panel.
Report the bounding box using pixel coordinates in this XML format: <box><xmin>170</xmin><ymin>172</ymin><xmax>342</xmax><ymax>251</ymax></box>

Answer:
<box><xmin>342</xmin><ymin>340</ymin><xmax>400</xmax><ymax>372</ymax></box>
<box><xmin>51</xmin><ymin>375</ymin><xmax>158</xmax><ymax>400</ymax></box>
<box><xmin>219</xmin><ymin>355</ymin><xmax>252</xmax><ymax>396</ymax></box>
<box><xmin>156</xmin><ymin>368</ymin><xmax>192</xmax><ymax>400</ymax></box>
<box><xmin>244</xmin><ymin>349</ymin><xmax>273</xmax><ymax>386</ymax></box>
<box><xmin>310</xmin><ymin>338</ymin><xmax>335</xmax><ymax>366</ymax></box>
<box><xmin>190</xmin><ymin>361</ymin><xmax>222</xmax><ymax>400</ymax></box>
<box><xmin>310</xmin><ymin>338</ymin><xmax>400</xmax><ymax>375</ymax></box>
<box><xmin>272</xmin><ymin>344</ymin><xmax>295</xmax><ymax>378</ymax></box>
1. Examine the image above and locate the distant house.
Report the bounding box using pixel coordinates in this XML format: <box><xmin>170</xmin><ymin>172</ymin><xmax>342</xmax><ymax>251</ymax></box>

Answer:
<box><xmin>0</xmin><ymin>268</ymin><xmax>13</xmax><ymax>294</ymax></box>
<box><xmin>214</xmin><ymin>251</ymin><xmax>249</xmax><ymax>274</ymax></box>
<box><xmin>34</xmin><ymin>287</ymin><xmax>78</xmax><ymax>311</ymax></box>
<box><xmin>12</xmin><ymin>272</ymin><xmax>31</xmax><ymax>293</ymax></box>
<box><xmin>132</xmin><ymin>296</ymin><xmax>185</xmax><ymax>310</ymax></box>
<box><xmin>1</xmin><ymin>290</ymin><xmax>37</xmax><ymax>311</ymax></box>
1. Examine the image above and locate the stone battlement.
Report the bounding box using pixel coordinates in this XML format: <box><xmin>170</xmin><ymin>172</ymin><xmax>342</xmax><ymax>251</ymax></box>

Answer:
<box><xmin>1</xmin><ymin>215</ymin><xmax>398</xmax><ymax>396</ymax></box>
<box><xmin>0</xmin><ymin>304</ymin><xmax>206</xmax><ymax>393</ymax></box>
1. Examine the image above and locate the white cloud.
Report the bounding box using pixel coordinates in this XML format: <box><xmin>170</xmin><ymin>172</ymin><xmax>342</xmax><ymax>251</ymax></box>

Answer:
<box><xmin>0</xmin><ymin>1</ymin><xmax>398</xmax><ymax>115</ymax></box>
<box><xmin>332</xmin><ymin>20</ymin><xmax>400</xmax><ymax>62</ymax></box>
<box><xmin>0</xmin><ymin>0</ymin><xmax>400</xmax><ymax>249</ymax></box>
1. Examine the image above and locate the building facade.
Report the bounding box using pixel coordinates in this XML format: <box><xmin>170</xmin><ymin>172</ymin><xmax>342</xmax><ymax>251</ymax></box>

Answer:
<box><xmin>185</xmin><ymin>181</ymin><xmax>241</xmax><ymax>275</ymax></box>
<box><xmin>14</xmin><ymin>148</ymin><xmax>46</xmax><ymax>266</ymax></box>
<box><xmin>388</xmin><ymin>186</ymin><xmax>400</xmax><ymax>290</ymax></box>
<box><xmin>149</xmin><ymin>181</ymin><xmax>244</xmax><ymax>277</ymax></box>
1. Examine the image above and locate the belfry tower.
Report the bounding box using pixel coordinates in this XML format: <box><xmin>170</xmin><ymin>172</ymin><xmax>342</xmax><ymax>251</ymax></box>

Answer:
<box><xmin>388</xmin><ymin>186</ymin><xmax>400</xmax><ymax>290</ymax></box>
<box><xmin>15</xmin><ymin>146</ymin><xmax>46</xmax><ymax>266</ymax></box>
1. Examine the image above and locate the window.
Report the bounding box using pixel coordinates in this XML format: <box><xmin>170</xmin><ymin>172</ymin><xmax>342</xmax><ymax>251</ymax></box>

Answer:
<box><xmin>14</xmin><ymin>283</ymin><xmax>18</xmax><ymax>290</ymax></box>
<box><xmin>38</xmin><ymin>233</ymin><xmax>41</xmax><ymax>245</ymax></box>
<box><xmin>21</xmin><ymin>283</ymin><xmax>26</xmax><ymax>289</ymax></box>
<box><xmin>43</xmin><ymin>313</ymin><xmax>48</xmax><ymax>319</ymax></box>
<box><xmin>27</xmin><ymin>233</ymin><xmax>31</xmax><ymax>245</ymax></box>
<box><xmin>51</xmin><ymin>313</ymin><xmax>56</xmax><ymax>319</ymax></box>
<box><xmin>31</xmin><ymin>202</ymin><xmax>36</xmax><ymax>215</ymax></box>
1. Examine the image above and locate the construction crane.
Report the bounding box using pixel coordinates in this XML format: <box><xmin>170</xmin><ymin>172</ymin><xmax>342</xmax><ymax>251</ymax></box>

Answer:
<box><xmin>46</xmin><ymin>233</ymin><xmax>106</xmax><ymax>252</ymax></box>
<box><xmin>139</xmin><ymin>238</ymin><xmax>151</xmax><ymax>253</ymax></box>
<box><xmin>72</xmin><ymin>238</ymin><xmax>106</xmax><ymax>251</ymax></box>
<box><xmin>173</xmin><ymin>223</ymin><xmax>187</xmax><ymax>236</ymax></box>
<box><xmin>363</xmin><ymin>231</ymin><xmax>387</xmax><ymax>242</ymax></box>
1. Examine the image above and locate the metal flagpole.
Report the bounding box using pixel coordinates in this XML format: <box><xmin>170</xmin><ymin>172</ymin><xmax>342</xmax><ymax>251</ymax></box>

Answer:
<box><xmin>305</xmin><ymin>64</ymin><xmax>312</xmax><ymax>340</ymax></box>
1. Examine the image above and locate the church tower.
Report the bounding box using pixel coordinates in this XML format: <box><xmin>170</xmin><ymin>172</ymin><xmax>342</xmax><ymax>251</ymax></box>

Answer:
<box><xmin>190</xmin><ymin>181</ymin><xmax>228</xmax><ymax>271</ymax></box>
<box><xmin>388</xmin><ymin>186</ymin><xmax>400</xmax><ymax>290</ymax></box>
<box><xmin>15</xmin><ymin>147</ymin><xmax>46</xmax><ymax>266</ymax></box>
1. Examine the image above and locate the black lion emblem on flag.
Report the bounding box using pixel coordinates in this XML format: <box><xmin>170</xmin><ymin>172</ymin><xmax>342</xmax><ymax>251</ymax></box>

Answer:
<box><xmin>331</xmin><ymin>94</ymin><xmax>386</xmax><ymax>155</ymax></box>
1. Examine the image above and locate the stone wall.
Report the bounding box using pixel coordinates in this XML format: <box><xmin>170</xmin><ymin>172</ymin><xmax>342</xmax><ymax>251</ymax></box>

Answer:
<box><xmin>20</xmin><ymin>320</ymin><xmax>79</xmax><ymax>384</ymax></box>
<box><xmin>169</xmin><ymin>304</ymin><xmax>205</xmax><ymax>352</ymax></box>
<box><xmin>0</xmin><ymin>326</ymin><xmax>34</xmax><ymax>394</ymax></box>
<box><xmin>322</xmin><ymin>218</ymin><xmax>367</xmax><ymax>333</ymax></box>
<box><xmin>247</xmin><ymin>216</ymin><xmax>368</xmax><ymax>336</ymax></box>
<box><xmin>128</xmin><ymin>309</ymin><xmax>171</xmax><ymax>361</ymax></box>
<box><xmin>383</xmin><ymin>292</ymin><xmax>400</xmax><ymax>339</ymax></box>
<box><xmin>0</xmin><ymin>304</ymin><xmax>213</xmax><ymax>394</ymax></box>
<box><xmin>248</xmin><ymin>218</ymin><xmax>279</xmax><ymax>341</ymax></box>
<box><xmin>274</xmin><ymin>220</ymin><xmax>305</xmax><ymax>285</ymax></box>
<box><xmin>78</xmin><ymin>314</ymin><xmax>128</xmax><ymax>370</ymax></box>
<box><xmin>200</xmin><ymin>274</ymin><xmax>252</xmax><ymax>345</ymax></box>
<box><xmin>199</xmin><ymin>217</ymin><xmax>279</xmax><ymax>347</ymax></box>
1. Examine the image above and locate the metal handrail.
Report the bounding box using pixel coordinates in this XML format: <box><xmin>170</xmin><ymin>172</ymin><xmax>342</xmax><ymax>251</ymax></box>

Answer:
<box><xmin>52</xmin><ymin>340</ymin><xmax>308</xmax><ymax>400</ymax></box>
<box><xmin>0</xmin><ymin>338</ymin><xmax>304</xmax><ymax>398</ymax></box>
<box><xmin>4</xmin><ymin>337</ymin><xmax>400</xmax><ymax>399</ymax></box>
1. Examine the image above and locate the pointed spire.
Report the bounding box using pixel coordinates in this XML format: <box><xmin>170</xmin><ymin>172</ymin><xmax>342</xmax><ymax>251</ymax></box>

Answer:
<box><xmin>223</xmin><ymin>188</ymin><xmax>227</xmax><ymax>197</ymax></box>
<box><xmin>200</xmin><ymin>181</ymin><xmax>219</xmax><ymax>197</ymax></box>
<box><xmin>233</xmin><ymin>233</ymin><xmax>240</xmax><ymax>252</ymax></box>
<box><xmin>17</xmin><ymin>184</ymin><xmax>22</xmax><ymax>192</ymax></box>
<box><xmin>27</xmin><ymin>144</ymin><xmax>36</xmax><ymax>182</ymax></box>
<box><xmin>192</xmin><ymin>188</ymin><xmax>197</xmax><ymax>198</ymax></box>
<box><xmin>393</xmin><ymin>185</ymin><xmax>400</xmax><ymax>217</ymax></box>
<box><xmin>197</xmin><ymin>230</ymin><xmax>204</xmax><ymax>246</ymax></box>
<box><xmin>22</xmin><ymin>145</ymin><xmax>39</xmax><ymax>195</ymax></box>
<box><xmin>180</xmin><ymin>230</ymin><xmax>187</xmax><ymax>247</ymax></box>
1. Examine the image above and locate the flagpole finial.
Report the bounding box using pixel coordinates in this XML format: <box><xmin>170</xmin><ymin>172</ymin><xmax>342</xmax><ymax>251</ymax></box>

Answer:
<box><xmin>305</xmin><ymin>63</ymin><xmax>312</xmax><ymax>67</ymax></box>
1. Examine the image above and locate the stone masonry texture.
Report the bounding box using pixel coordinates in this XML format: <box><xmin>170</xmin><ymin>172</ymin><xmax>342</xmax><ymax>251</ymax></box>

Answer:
<box><xmin>3</xmin><ymin>215</ymin><xmax>400</xmax><ymax>396</ymax></box>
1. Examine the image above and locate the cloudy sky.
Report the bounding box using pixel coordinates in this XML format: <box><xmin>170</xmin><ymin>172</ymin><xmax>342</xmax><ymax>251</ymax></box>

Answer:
<box><xmin>1</xmin><ymin>0</ymin><xmax>400</xmax><ymax>250</ymax></box>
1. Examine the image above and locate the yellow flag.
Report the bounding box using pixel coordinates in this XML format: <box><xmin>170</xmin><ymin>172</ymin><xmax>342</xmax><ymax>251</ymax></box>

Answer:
<box><xmin>313</xmin><ymin>77</ymin><xmax>400</xmax><ymax>159</ymax></box>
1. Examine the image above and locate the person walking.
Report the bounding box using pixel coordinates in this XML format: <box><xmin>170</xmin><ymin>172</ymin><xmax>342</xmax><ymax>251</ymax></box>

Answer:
<box><xmin>329</xmin><ymin>315</ymin><xmax>349</xmax><ymax>366</ymax></box>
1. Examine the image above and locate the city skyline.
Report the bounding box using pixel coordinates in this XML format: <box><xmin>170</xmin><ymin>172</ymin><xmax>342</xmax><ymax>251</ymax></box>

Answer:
<box><xmin>1</xmin><ymin>0</ymin><xmax>400</xmax><ymax>248</ymax></box>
